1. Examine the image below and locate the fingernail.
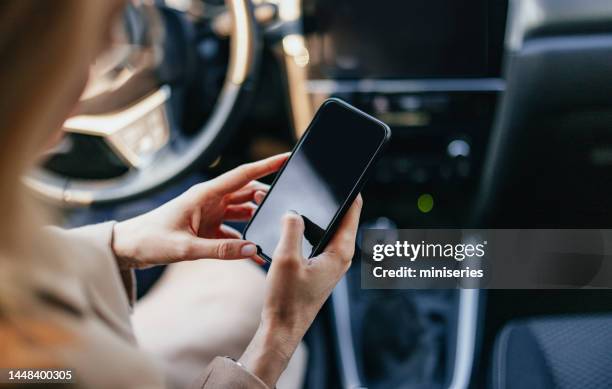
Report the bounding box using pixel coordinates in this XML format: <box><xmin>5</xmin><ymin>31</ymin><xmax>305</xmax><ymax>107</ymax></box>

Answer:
<box><xmin>241</xmin><ymin>244</ymin><xmax>257</xmax><ymax>256</ymax></box>
<box><xmin>252</xmin><ymin>256</ymin><xmax>266</xmax><ymax>266</ymax></box>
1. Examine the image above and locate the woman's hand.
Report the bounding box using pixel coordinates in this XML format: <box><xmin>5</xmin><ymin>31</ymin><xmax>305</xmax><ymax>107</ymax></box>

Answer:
<box><xmin>111</xmin><ymin>153</ymin><xmax>289</xmax><ymax>269</ymax></box>
<box><xmin>239</xmin><ymin>196</ymin><xmax>363</xmax><ymax>387</ymax></box>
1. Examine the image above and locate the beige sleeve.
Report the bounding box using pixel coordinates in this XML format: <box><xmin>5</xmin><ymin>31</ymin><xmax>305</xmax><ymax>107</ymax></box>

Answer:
<box><xmin>191</xmin><ymin>357</ymin><xmax>270</xmax><ymax>389</ymax></box>
<box><xmin>59</xmin><ymin>221</ymin><xmax>137</xmax><ymax>306</ymax></box>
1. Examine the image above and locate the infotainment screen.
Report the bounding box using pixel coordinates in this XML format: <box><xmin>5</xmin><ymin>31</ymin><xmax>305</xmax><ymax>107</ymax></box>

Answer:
<box><xmin>305</xmin><ymin>0</ymin><xmax>507</xmax><ymax>79</ymax></box>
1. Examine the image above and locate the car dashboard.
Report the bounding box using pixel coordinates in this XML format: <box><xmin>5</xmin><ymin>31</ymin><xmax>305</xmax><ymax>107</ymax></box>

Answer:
<box><xmin>294</xmin><ymin>0</ymin><xmax>509</xmax><ymax>229</ymax></box>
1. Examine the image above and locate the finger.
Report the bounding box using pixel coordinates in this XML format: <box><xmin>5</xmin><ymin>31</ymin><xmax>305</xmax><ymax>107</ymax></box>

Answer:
<box><xmin>188</xmin><ymin>238</ymin><xmax>258</xmax><ymax>260</ymax></box>
<box><xmin>254</xmin><ymin>190</ymin><xmax>267</xmax><ymax>205</ymax></box>
<box><xmin>251</xmin><ymin>255</ymin><xmax>267</xmax><ymax>266</ymax></box>
<box><xmin>217</xmin><ymin>224</ymin><xmax>242</xmax><ymax>239</ymax></box>
<box><xmin>223</xmin><ymin>203</ymin><xmax>257</xmax><ymax>221</ymax></box>
<box><xmin>212</xmin><ymin>153</ymin><xmax>289</xmax><ymax>194</ymax></box>
<box><xmin>273</xmin><ymin>211</ymin><xmax>305</xmax><ymax>263</ymax></box>
<box><xmin>323</xmin><ymin>195</ymin><xmax>363</xmax><ymax>258</ymax></box>
<box><xmin>224</xmin><ymin>181</ymin><xmax>269</xmax><ymax>205</ymax></box>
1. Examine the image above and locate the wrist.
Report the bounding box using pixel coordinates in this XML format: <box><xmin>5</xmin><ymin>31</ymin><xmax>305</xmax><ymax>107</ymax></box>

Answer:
<box><xmin>111</xmin><ymin>221</ymin><xmax>140</xmax><ymax>269</ymax></box>
<box><xmin>239</xmin><ymin>321</ymin><xmax>302</xmax><ymax>388</ymax></box>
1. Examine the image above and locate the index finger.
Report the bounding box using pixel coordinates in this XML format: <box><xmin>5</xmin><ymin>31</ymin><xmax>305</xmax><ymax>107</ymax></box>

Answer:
<box><xmin>211</xmin><ymin>153</ymin><xmax>290</xmax><ymax>194</ymax></box>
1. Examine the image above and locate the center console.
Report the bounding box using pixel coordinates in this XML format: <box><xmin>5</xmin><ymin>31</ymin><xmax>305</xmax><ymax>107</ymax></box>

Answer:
<box><xmin>273</xmin><ymin>1</ymin><xmax>510</xmax><ymax>388</ymax></box>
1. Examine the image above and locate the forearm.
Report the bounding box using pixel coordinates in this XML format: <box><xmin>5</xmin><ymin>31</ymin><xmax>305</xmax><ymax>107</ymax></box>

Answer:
<box><xmin>238</xmin><ymin>321</ymin><xmax>304</xmax><ymax>388</ymax></box>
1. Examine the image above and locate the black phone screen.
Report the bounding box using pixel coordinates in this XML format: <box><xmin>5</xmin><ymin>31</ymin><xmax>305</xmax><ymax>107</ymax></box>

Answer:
<box><xmin>244</xmin><ymin>99</ymin><xmax>389</xmax><ymax>260</ymax></box>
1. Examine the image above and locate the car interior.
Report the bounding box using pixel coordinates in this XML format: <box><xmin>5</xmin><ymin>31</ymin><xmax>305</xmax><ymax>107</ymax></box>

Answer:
<box><xmin>31</xmin><ymin>0</ymin><xmax>612</xmax><ymax>388</ymax></box>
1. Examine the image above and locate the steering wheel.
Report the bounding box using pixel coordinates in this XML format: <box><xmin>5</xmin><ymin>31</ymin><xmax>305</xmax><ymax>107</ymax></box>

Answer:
<box><xmin>27</xmin><ymin>0</ymin><xmax>261</xmax><ymax>206</ymax></box>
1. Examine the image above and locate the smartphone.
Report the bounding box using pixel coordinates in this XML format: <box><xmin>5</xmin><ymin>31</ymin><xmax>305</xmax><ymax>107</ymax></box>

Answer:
<box><xmin>243</xmin><ymin>98</ymin><xmax>391</xmax><ymax>261</ymax></box>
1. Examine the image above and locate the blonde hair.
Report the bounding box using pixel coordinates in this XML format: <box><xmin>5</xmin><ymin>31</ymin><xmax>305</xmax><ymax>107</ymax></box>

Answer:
<box><xmin>0</xmin><ymin>0</ymin><xmax>125</xmax><ymax>368</ymax></box>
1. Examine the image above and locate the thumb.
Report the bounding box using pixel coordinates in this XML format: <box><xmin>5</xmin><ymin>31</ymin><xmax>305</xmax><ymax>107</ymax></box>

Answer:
<box><xmin>189</xmin><ymin>238</ymin><xmax>259</xmax><ymax>260</ymax></box>
<box><xmin>273</xmin><ymin>210</ymin><xmax>305</xmax><ymax>262</ymax></box>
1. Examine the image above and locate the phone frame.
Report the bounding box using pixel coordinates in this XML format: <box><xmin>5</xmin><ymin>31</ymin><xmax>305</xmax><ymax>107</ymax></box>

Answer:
<box><xmin>242</xmin><ymin>98</ymin><xmax>391</xmax><ymax>262</ymax></box>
